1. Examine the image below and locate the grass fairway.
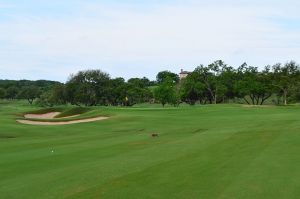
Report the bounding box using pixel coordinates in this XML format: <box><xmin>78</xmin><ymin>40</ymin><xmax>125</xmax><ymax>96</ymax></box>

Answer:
<box><xmin>1</xmin><ymin>102</ymin><xmax>300</xmax><ymax>198</ymax></box>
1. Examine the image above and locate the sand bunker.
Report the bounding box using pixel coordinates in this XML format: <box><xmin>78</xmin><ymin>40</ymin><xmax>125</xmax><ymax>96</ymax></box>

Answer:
<box><xmin>24</xmin><ymin>112</ymin><xmax>61</xmax><ymax>119</ymax></box>
<box><xmin>17</xmin><ymin>116</ymin><xmax>108</xmax><ymax>125</ymax></box>
<box><xmin>18</xmin><ymin>111</ymin><xmax>108</xmax><ymax>125</ymax></box>
<box><xmin>24</xmin><ymin>112</ymin><xmax>82</xmax><ymax>119</ymax></box>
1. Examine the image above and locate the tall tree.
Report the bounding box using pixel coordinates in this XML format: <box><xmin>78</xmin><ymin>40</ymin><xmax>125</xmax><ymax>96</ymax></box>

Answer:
<box><xmin>5</xmin><ymin>86</ymin><xmax>19</xmax><ymax>100</ymax></box>
<box><xmin>156</xmin><ymin>71</ymin><xmax>179</xmax><ymax>84</ymax></box>
<box><xmin>0</xmin><ymin>88</ymin><xmax>6</xmax><ymax>99</ymax></box>
<box><xmin>272</xmin><ymin>61</ymin><xmax>300</xmax><ymax>105</ymax></box>
<box><xmin>108</xmin><ymin>78</ymin><xmax>127</xmax><ymax>106</ymax></box>
<box><xmin>180</xmin><ymin>72</ymin><xmax>205</xmax><ymax>105</ymax></box>
<box><xmin>18</xmin><ymin>86</ymin><xmax>41</xmax><ymax>104</ymax></box>
<box><xmin>154</xmin><ymin>77</ymin><xmax>178</xmax><ymax>107</ymax></box>
<box><xmin>66</xmin><ymin>70</ymin><xmax>110</xmax><ymax>106</ymax></box>
<box><xmin>218</xmin><ymin>65</ymin><xmax>237</xmax><ymax>102</ymax></box>
<box><xmin>235</xmin><ymin>64</ymin><xmax>273</xmax><ymax>105</ymax></box>
<box><xmin>194</xmin><ymin>61</ymin><xmax>226</xmax><ymax>104</ymax></box>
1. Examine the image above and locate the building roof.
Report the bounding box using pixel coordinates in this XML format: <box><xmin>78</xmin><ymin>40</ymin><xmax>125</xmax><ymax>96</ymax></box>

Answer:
<box><xmin>179</xmin><ymin>69</ymin><xmax>191</xmax><ymax>74</ymax></box>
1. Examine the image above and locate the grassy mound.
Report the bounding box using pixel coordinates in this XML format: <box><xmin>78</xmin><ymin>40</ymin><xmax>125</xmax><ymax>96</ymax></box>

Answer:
<box><xmin>55</xmin><ymin>107</ymin><xmax>91</xmax><ymax>118</ymax></box>
<box><xmin>24</xmin><ymin>107</ymin><xmax>64</xmax><ymax>115</ymax></box>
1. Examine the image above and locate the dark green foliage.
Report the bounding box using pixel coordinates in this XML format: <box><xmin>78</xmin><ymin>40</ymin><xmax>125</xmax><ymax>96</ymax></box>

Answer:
<box><xmin>5</xmin><ymin>86</ymin><xmax>19</xmax><ymax>99</ymax></box>
<box><xmin>17</xmin><ymin>86</ymin><xmax>41</xmax><ymax>104</ymax></box>
<box><xmin>126</xmin><ymin>78</ymin><xmax>153</xmax><ymax>106</ymax></box>
<box><xmin>180</xmin><ymin>72</ymin><xmax>206</xmax><ymax>105</ymax></box>
<box><xmin>271</xmin><ymin>61</ymin><xmax>300</xmax><ymax>105</ymax></box>
<box><xmin>180</xmin><ymin>60</ymin><xmax>300</xmax><ymax>105</ymax></box>
<box><xmin>0</xmin><ymin>79</ymin><xmax>59</xmax><ymax>90</ymax></box>
<box><xmin>65</xmin><ymin>70</ymin><xmax>110</xmax><ymax>106</ymax></box>
<box><xmin>0</xmin><ymin>88</ymin><xmax>6</xmax><ymax>99</ymax></box>
<box><xmin>35</xmin><ymin>91</ymin><xmax>55</xmax><ymax>107</ymax></box>
<box><xmin>107</xmin><ymin>78</ymin><xmax>127</xmax><ymax>106</ymax></box>
<box><xmin>156</xmin><ymin>71</ymin><xmax>180</xmax><ymax>84</ymax></box>
<box><xmin>235</xmin><ymin>65</ymin><xmax>274</xmax><ymax>105</ymax></box>
<box><xmin>1</xmin><ymin>60</ymin><xmax>300</xmax><ymax>107</ymax></box>
<box><xmin>154</xmin><ymin>77</ymin><xmax>179</xmax><ymax>107</ymax></box>
<box><xmin>63</xmin><ymin>70</ymin><xmax>153</xmax><ymax>106</ymax></box>
<box><xmin>193</xmin><ymin>60</ymin><xmax>228</xmax><ymax>104</ymax></box>
<box><xmin>127</xmin><ymin>77</ymin><xmax>151</xmax><ymax>88</ymax></box>
<box><xmin>0</xmin><ymin>80</ymin><xmax>60</xmax><ymax>102</ymax></box>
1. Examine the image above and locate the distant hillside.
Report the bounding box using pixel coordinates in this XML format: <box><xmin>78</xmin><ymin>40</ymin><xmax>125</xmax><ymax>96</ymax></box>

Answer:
<box><xmin>0</xmin><ymin>79</ymin><xmax>61</xmax><ymax>89</ymax></box>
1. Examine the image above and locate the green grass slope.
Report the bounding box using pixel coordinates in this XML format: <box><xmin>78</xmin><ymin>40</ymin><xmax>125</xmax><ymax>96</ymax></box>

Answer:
<box><xmin>0</xmin><ymin>102</ymin><xmax>300</xmax><ymax>198</ymax></box>
<box><xmin>55</xmin><ymin>107</ymin><xmax>91</xmax><ymax>118</ymax></box>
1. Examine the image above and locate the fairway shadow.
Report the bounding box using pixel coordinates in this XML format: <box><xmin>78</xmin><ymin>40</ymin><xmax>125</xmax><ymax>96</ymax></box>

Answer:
<box><xmin>0</xmin><ymin>134</ymin><xmax>17</xmax><ymax>139</ymax></box>
<box><xmin>192</xmin><ymin>128</ymin><xmax>208</xmax><ymax>134</ymax></box>
<box><xmin>112</xmin><ymin>128</ymin><xmax>146</xmax><ymax>134</ymax></box>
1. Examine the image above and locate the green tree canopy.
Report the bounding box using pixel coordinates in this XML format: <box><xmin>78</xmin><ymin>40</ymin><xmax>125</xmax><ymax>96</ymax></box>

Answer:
<box><xmin>156</xmin><ymin>71</ymin><xmax>179</xmax><ymax>84</ymax></box>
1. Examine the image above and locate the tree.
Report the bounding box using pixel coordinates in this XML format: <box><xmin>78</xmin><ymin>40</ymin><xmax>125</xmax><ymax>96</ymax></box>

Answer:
<box><xmin>194</xmin><ymin>61</ymin><xmax>226</xmax><ymax>104</ymax></box>
<box><xmin>180</xmin><ymin>72</ymin><xmax>205</xmax><ymax>105</ymax></box>
<box><xmin>154</xmin><ymin>77</ymin><xmax>178</xmax><ymax>107</ymax></box>
<box><xmin>18</xmin><ymin>86</ymin><xmax>41</xmax><ymax>104</ymax></box>
<box><xmin>66</xmin><ymin>69</ymin><xmax>110</xmax><ymax>106</ymax></box>
<box><xmin>271</xmin><ymin>61</ymin><xmax>300</xmax><ymax>105</ymax></box>
<box><xmin>218</xmin><ymin>65</ymin><xmax>237</xmax><ymax>102</ymax></box>
<box><xmin>0</xmin><ymin>88</ymin><xmax>6</xmax><ymax>99</ymax></box>
<box><xmin>235</xmin><ymin>64</ymin><xmax>273</xmax><ymax>105</ymax></box>
<box><xmin>127</xmin><ymin>77</ymin><xmax>151</xmax><ymax>88</ymax></box>
<box><xmin>51</xmin><ymin>84</ymin><xmax>67</xmax><ymax>104</ymax></box>
<box><xmin>36</xmin><ymin>91</ymin><xmax>55</xmax><ymax>107</ymax></box>
<box><xmin>125</xmin><ymin>86</ymin><xmax>153</xmax><ymax>106</ymax></box>
<box><xmin>108</xmin><ymin>78</ymin><xmax>127</xmax><ymax>106</ymax></box>
<box><xmin>5</xmin><ymin>86</ymin><xmax>19</xmax><ymax>100</ymax></box>
<box><xmin>156</xmin><ymin>71</ymin><xmax>179</xmax><ymax>84</ymax></box>
<box><xmin>125</xmin><ymin>78</ymin><xmax>153</xmax><ymax>106</ymax></box>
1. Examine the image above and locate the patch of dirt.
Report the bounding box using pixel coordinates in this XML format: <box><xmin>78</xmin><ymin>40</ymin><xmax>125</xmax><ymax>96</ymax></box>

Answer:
<box><xmin>24</xmin><ymin>112</ymin><xmax>61</xmax><ymax>119</ymax></box>
<box><xmin>17</xmin><ymin>116</ymin><xmax>109</xmax><ymax>126</ymax></box>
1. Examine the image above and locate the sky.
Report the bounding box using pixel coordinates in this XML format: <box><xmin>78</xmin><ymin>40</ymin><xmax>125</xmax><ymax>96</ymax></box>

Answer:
<box><xmin>0</xmin><ymin>0</ymin><xmax>299</xmax><ymax>82</ymax></box>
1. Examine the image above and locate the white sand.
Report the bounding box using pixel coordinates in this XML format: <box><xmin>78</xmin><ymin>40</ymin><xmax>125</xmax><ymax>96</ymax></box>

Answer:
<box><xmin>24</xmin><ymin>112</ymin><xmax>61</xmax><ymax>119</ymax></box>
<box><xmin>17</xmin><ymin>116</ymin><xmax>109</xmax><ymax>125</ymax></box>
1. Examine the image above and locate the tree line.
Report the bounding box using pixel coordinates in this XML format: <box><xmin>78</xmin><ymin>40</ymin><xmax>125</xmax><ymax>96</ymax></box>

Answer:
<box><xmin>180</xmin><ymin>60</ymin><xmax>300</xmax><ymax>106</ymax></box>
<box><xmin>0</xmin><ymin>80</ymin><xmax>60</xmax><ymax>104</ymax></box>
<box><xmin>1</xmin><ymin>60</ymin><xmax>299</xmax><ymax>106</ymax></box>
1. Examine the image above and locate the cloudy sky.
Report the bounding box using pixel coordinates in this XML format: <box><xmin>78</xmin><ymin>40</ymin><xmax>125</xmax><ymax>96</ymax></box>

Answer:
<box><xmin>0</xmin><ymin>0</ymin><xmax>299</xmax><ymax>82</ymax></box>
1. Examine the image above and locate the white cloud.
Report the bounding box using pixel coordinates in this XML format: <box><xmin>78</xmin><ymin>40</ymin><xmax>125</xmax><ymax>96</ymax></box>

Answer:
<box><xmin>0</xmin><ymin>1</ymin><xmax>299</xmax><ymax>81</ymax></box>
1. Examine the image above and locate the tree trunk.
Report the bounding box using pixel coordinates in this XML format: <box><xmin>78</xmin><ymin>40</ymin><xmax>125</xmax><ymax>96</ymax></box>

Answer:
<box><xmin>243</xmin><ymin>97</ymin><xmax>250</xmax><ymax>105</ymax></box>
<box><xmin>283</xmin><ymin>90</ymin><xmax>288</xmax><ymax>105</ymax></box>
<box><xmin>254</xmin><ymin>95</ymin><xmax>259</xmax><ymax>105</ymax></box>
<box><xmin>260</xmin><ymin>93</ymin><xmax>272</xmax><ymax>105</ymax></box>
<box><xmin>28</xmin><ymin>98</ymin><xmax>33</xmax><ymax>105</ymax></box>
<box><xmin>249</xmin><ymin>94</ymin><xmax>255</xmax><ymax>105</ymax></box>
<box><xmin>214</xmin><ymin>87</ymin><xmax>217</xmax><ymax>104</ymax></box>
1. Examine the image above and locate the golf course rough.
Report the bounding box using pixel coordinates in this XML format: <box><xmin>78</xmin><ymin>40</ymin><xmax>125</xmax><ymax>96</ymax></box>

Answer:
<box><xmin>1</xmin><ymin>102</ymin><xmax>300</xmax><ymax>198</ymax></box>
